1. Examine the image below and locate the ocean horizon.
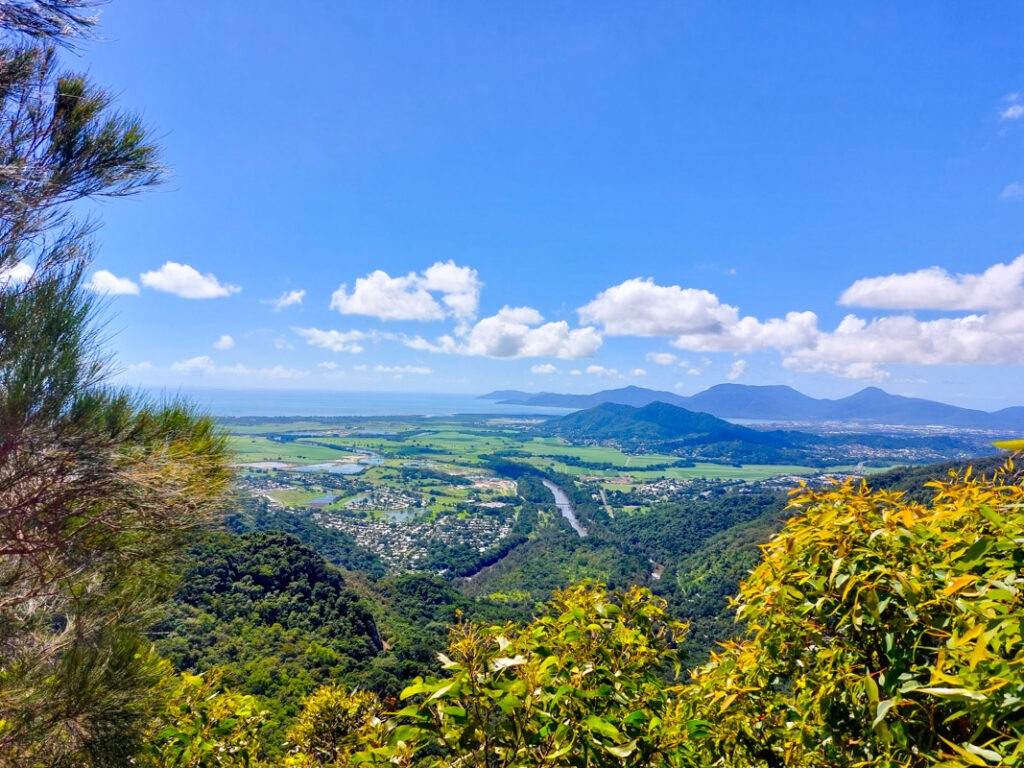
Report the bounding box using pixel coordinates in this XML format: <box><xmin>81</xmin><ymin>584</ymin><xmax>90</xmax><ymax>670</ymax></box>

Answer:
<box><xmin>141</xmin><ymin>387</ymin><xmax>575</xmax><ymax>418</ymax></box>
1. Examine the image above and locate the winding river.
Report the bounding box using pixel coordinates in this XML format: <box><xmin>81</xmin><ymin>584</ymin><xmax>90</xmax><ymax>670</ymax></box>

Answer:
<box><xmin>541</xmin><ymin>479</ymin><xmax>588</xmax><ymax>538</ymax></box>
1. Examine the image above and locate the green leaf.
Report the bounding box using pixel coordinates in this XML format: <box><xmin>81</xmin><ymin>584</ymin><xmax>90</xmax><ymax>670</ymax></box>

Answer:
<box><xmin>489</xmin><ymin>655</ymin><xmax>527</xmax><ymax>672</ymax></box>
<box><xmin>605</xmin><ymin>738</ymin><xmax>638</xmax><ymax>758</ymax></box>
<box><xmin>583</xmin><ymin>714</ymin><xmax>620</xmax><ymax>740</ymax></box>
<box><xmin>872</xmin><ymin>698</ymin><xmax>895</xmax><ymax>730</ymax></box>
<box><xmin>914</xmin><ymin>686</ymin><xmax>987</xmax><ymax>702</ymax></box>
<box><xmin>864</xmin><ymin>675</ymin><xmax>880</xmax><ymax>704</ymax></box>
<box><xmin>962</xmin><ymin>743</ymin><xmax>1004</xmax><ymax>764</ymax></box>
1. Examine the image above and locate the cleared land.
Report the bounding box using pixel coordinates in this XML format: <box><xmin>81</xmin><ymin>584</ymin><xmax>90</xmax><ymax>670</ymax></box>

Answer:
<box><xmin>228</xmin><ymin>436</ymin><xmax>363</xmax><ymax>464</ymax></box>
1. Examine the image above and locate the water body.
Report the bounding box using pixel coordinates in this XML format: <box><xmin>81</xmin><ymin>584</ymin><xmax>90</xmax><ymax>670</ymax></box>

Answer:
<box><xmin>307</xmin><ymin>494</ymin><xmax>338</xmax><ymax>507</ymax></box>
<box><xmin>143</xmin><ymin>388</ymin><xmax>575</xmax><ymax>418</ymax></box>
<box><xmin>542</xmin><ymin>479</ymin><xmax>587</xmax><ymax>538</ymax></box>
<box><xmin>294</xmin><ymin>463</ymin><xmax>365</xmax><ymax>475</ymax></box>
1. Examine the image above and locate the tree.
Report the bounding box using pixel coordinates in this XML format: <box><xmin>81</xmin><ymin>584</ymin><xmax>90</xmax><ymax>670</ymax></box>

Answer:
<box><xmin>0</xmin><ymin>10</ymin><xmax>232</xmax><ymax>766</ymax></box>
<box><xmin>0</xmin><ymin>1</ymin><xmax>102</xmax><ymax>44</ymax></box>
<box><xmin>140</xmin><ymin>672</ymin><xmax>272</xmax><ymax>768</ymax></box>
<box><xmin>688</xmin><ymin>462</ymin><xmax>1024</xmax><ymax>767</ymax></box>
<box><xmin>288</xmin><ymin>583</ymin><xmax>705</xmax><ymax>768</ymax></box>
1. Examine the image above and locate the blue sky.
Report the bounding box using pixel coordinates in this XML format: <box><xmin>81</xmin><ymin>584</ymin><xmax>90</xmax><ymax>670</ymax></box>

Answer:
<box><xmin>69</xmin><ymin>2</ymin><xmax>1024</xmax><ymax>408</ymax></box>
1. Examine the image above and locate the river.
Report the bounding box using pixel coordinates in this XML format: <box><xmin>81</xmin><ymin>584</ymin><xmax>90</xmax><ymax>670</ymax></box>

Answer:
<box><xmin>541</xmin><ymin>479</ymin><xmax>588</xmax><ymax>537</ymax></box>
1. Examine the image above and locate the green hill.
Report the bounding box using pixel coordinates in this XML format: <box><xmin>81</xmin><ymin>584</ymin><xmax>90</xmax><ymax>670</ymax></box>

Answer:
<box><xmin>538</xmin><ymin>401</ymin><xmax>785</xmax><ymax>444</ymax></box>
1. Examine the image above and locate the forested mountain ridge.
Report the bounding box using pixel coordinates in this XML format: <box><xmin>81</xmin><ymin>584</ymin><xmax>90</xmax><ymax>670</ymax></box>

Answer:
<box><xmin>534</xmin><ymin>400</ymin><xmax>991</xmax><ymax>464</ymax></box>
<box><xmin>484</xmin><ymin>382</ymin><xmax>1024</xmax><ymax>429</ymax></box>
<box><xmin>536</xmin><ymin>401</ymin><xmax>769</xmax><ymax>443</ymax></box>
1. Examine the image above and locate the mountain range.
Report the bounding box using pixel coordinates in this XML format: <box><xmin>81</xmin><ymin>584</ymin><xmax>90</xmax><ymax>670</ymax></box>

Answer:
<box><xmin>482</xmin><ymin>384</ymin><xmax>1024</xmax><ymax>431</ymax></box>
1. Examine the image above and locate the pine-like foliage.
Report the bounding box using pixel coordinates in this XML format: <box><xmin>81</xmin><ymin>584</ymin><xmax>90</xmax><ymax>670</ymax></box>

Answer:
<box><xmin>0</xmin><ymin>1</ymin><xmax>101</xmax><ymax>45</ymax></box>
<box><xmin>0</xmin><ymin>13</ymin><xmax>232</xmax><ymax>768</ymax></box>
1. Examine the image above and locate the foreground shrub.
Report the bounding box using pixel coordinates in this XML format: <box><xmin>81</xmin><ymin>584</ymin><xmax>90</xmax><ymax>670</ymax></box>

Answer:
<box><xmin>691</xmin><ymin>461</ymin><xmax>1024</xmax><ymax>767</ymax></box>
<box><xmin>289</xmin><ymin>582</ymin><xmax>703</xmax><ymax>767</ymax></box>
<box><xmin>140</xmin><ymin>672</ymin><xmax>272</xmax><ymax>768</ymax></box>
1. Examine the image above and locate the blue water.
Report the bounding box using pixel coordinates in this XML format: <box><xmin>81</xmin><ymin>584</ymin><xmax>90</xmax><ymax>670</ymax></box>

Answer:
<box><xmin>142</xmin><ymin>388</ymin><xmax>575</xmax><ymax>419</ymax></box>
<box><xmin>307</xmin><ymin>494</ymin><xmax>339</xmax><ymax>505</ymax></box>
<box><xmin>294</xmin><ymin>463</ymin><xmax>365</xmax><ymax>475</ymax></box>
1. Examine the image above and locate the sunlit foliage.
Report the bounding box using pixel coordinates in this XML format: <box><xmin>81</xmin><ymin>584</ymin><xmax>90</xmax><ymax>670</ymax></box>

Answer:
<box><xmin>690</xmin><ymin>460</ymin><xmax>1024</xmax><ymax>767</ymax></box>
<box><xmin>140</xmin><ymin>672</ymin><xmax>272</xmax><ymax>768</ymax></box>
<box><xmin>286</xmin><ymin>583</ymin><xmax>703</xmax><ymax>767</ymax></box>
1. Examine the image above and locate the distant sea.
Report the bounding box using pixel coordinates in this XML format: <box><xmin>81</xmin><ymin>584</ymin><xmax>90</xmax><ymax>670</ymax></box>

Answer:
<box><xmin>142</xmin><ymin>388</ymin><xmax>574</xmax><ymax>419</ymax></box>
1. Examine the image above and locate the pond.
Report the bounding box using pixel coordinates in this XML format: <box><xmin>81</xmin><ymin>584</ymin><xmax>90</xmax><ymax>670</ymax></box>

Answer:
<box><xmin>295</xmin><ymin>463</ymin><xmax>365</xmax><ymax>475</ymax></box>
<box><xmin>307</xmin><ymin>494</ymin><xmax>339</xmax><ymax>507</ymax></box>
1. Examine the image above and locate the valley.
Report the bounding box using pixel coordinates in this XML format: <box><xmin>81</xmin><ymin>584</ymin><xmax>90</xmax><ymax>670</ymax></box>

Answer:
<box><xmin>222</xmin><ymin>400</ymin><xmax>999</xmax><ymax>590</ymax></box>
<box><xmin>157</xmin><ymin>401</ymin><xmax>1016</xmax><ymax>752</ymax></box>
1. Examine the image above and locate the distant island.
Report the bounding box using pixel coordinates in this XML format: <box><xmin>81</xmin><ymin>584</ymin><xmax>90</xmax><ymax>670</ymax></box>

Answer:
<box><xmin>481</xmin><ymin>383</ymin><xmax>1024</xmax><ymax>431</ymax></box>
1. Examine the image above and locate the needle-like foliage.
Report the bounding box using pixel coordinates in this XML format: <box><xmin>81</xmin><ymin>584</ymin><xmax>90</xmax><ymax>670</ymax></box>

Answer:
<box><xmin>0</xmin><ymin>1</ymin><xmax>102</xmax><ymax>45</ymax></box>
<box><xmin>0</xmin><ymin>9</ymin><xmax>232</xmax><ymax>767</ymax></box>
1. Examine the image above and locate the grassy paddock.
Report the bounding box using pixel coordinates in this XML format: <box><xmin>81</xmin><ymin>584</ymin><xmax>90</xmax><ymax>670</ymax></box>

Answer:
<box><xmin>227</xmin><ymin>436</ymin><xmax>363</xmax><ymax>464</ymax></box>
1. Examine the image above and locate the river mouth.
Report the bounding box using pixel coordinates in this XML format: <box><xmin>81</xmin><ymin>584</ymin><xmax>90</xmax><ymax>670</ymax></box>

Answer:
<box><xmin>541</xmin><ymin>479</ymin><xmax>588</xmax><ymax>537</ymax></box>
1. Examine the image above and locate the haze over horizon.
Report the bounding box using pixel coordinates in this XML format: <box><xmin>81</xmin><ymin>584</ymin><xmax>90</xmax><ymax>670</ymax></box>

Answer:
<box><xmin>70</xmin><ymin>2</ymin><xmax>1024</xmax><ymax>409</ymax></box>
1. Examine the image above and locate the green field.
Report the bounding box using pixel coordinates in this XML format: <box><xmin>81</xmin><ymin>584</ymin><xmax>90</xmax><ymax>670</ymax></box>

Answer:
<box><xmin>228</xmin><ymin>436</ymin><xmax>361</xmax><ymax>464</ymax></box>
<box><xmin>223</xmin><ymin>421</ymin><xmax>346</xmax><ymax>435</ymax></box>
<box><xmin>523</xmin><ymin>457</ymin><xmax>823</xmax><ymax>481</ymax></box>
<box><xmin>524</xmin><ymin>438</ymin><xmax>679</xmax><ymax>466</ymax></box>
<box><xmin>265</xmin><ymin>488</ymin><xmax>331</xmax><ymax>506</ymax></box>
<box><xmin>226</xmin><ymin>420</ymin><xmax>894</xmax><ymax>482</ymax></box>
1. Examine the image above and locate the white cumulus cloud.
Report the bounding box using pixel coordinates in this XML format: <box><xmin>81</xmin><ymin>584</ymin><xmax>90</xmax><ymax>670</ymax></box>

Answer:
<box><xmin>293</xmin><ymin>328</ymin><xmax>377</xmax><ymax>353</ymax></box>
<box><xmin>786</xmin><ymin>310</ymin><xmax>1024</xmax><ymax>368</ymax></box>
<box><xmin>839</xmin><ymin>256</ymin><xmax>1024</xmax><ymax>311</ymax></box>
<box><xmin>140</xmin><ymin>262</ymin><xmax>240</xmax><ymax>299</ymax></box>
<box><xmin>0</xmin><ymin>261</ymin><xmax>33</xmax><ymax>287</ymax></box>
<box><xmin>1002</xmin><ymin>104</ymin><xmax>1024</xmax><ymax>121</ymax></box>
<box><xmin>171</xmin><ymin>355</ymin><xmax>307</xmax><ymax>379</ymax></box>
<box><xmin>1001</xmin><ymin>183</ymin><xmax>1024</xmax><ymax>200</ymax></box>
<box><xmin>330</xmin><ymin>261</ymin><xmax>480</xmax><ymax>322</ymax></box>
<box><xmin>213</xmin><ymin>334</ymin><xmax>234</xmax><ymax>350</ymax></box>
<box><xmin>531</xmin><ymin>363</ymin><xmax>558</xmax><ymax>374</ymax></box>
<box><xmin>783</xmin><ymin>358</ymin><xmax>890</xmax><ymax>381</ymax></box>
<box><xmin>171</xmin><ymin>356</ymin><xmax>217</xmax><ymax>375</ymax></box>
<box><xmin>263</xmin><ymin>289</ymin><xmax>305</xmax><ymax>310</ymax></box>
<box><xmin>586</xmin><ymin>365</ymin><xmax>619</xmax><ymax>376</ymax></box>
<box><xmin>86</xmin><ymin>269</ymin><xmax>139</xmax><ymax>295</ymax></box>
<box><xmin>404</xmin><ymin>306</ymin><xmax>602</xmax><ymax>359</ymax></box>
<box><xmin>726</xmin><ymin>359</ymin><xmax>747</xmax><ymax>381</ymax></box>
<box><xmin>581</xmin><ymin>278</ymin><xmax>819</xmax><ymax>353</ymax></box>
<box><xmin>630</xmin><ymin>368</ymin><xmax>646</xmax><ymax>376</ymax></box>
<box><xmin>645</xmin><ymin>352</ymin><xmax>677</xmax><ymax>366</ymax></box>
<box><xmin>420</xmin><ymin>261</ymin><xmax>482</xmax><ymax>321</ymax></box>
<box><xmin>579</xmin><ymin>278</ymin><xmax>738</xmax><ymax>336</ymax></box>
<box><xmin>375</xmin><ymin>364</ymin><xmax>432</xmax><ymax>375</ymax></box>
<box><xmin>672</xmin><ymin>311</ymin><xmax>820</xmax><ymax>353</ymax></box>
